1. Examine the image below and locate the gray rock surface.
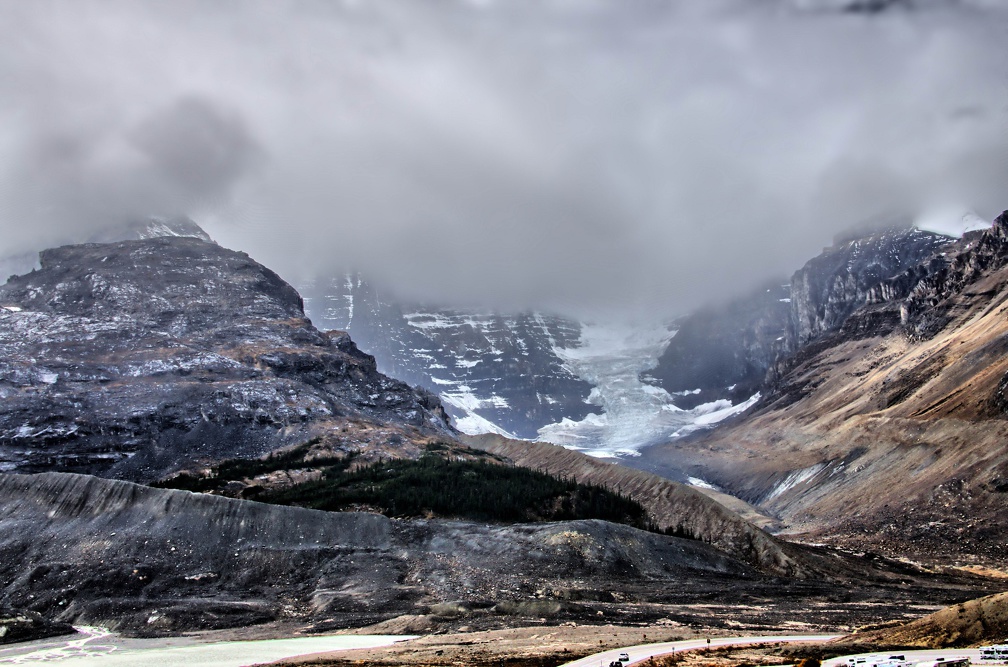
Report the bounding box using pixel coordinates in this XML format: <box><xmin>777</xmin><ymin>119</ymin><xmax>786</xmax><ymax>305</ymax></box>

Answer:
<box><xmin>0</xmin><ymin>237</ymin><xmax>450</xmax><ymax>481</ymax></box>
<box><xmin>896</xmin><ymin>211</ymin><xmax>1008</xmax><ymax>339</ymax></box>
<box><xmin>789</xmin><ymin>226</ymin><xmax>952</xmax><ymax>347</ymax></box>
<box><xmin>0</xmin><ymin>471</ymin><xmax>754</xmax><ymax>635</ymax></box>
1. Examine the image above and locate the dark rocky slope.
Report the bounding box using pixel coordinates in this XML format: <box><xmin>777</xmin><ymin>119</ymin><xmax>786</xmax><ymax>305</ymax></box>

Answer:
<box><xmin>0</xmin><ymin>607</ymin><xmax>73</xmax><ymax>645</ymax></box>
<box><xmin>0</xmin><ymin>236</ymin><xmax>450</xmax><ymax>482</ymax></box>
<box><xmin>0</xmin><ymin>471</ymin><xmax>749</xmax><ymax>634</ymax></box>
<box><xmin>0</xmin><ymin>471</ymin><xmax>996</xmax><ymax>637</ymax></box>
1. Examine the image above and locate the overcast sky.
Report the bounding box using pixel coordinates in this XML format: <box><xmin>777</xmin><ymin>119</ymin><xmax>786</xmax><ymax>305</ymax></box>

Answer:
<box><xmin>1</xmin><ymin>0</ymin><xmax>1006</xmax><ymax>319</ymax></box>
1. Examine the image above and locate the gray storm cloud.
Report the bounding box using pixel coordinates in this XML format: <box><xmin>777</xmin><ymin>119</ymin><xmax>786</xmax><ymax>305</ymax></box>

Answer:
<box><xmin>0</xmin><ymin>0</ymin><xmax>1006</xmax><ymax>319</ymax></box>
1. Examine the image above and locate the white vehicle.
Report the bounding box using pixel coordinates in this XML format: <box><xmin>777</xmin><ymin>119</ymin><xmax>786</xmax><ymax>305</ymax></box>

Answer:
<box><xmin>980</xmin><ymin>646</ymin><xmax>1008</xmax><ymax>664</ymax></box>
<box><xmin>619</xmin><ymin>652</ymin><xmax>630</xmax><ymax>663</ymax></box>
<box><xmin>847</xmin><ymin>654</ymin><xmax>911</xmax><ymax>667</ymax></box>
<box><xmin>914</xmin><ymin>658</ymin><xmax>970</xmax><ymax>667</ymax></box>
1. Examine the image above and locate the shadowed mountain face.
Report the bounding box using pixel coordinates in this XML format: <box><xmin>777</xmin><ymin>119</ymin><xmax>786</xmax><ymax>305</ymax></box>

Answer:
<box><xmin>0</xmin><ymin>237</ymin><xmax>450</xmax><ymax>482</ymax></box>
<box><xmin>641</xmin><ymin>213</ymin><xmax>1008</xmax><ymax>568</ymax></box>
<box><xmin>647</xmin><ymin>282</ymin><xmax>791</xmax><ymax>410</ymax></box>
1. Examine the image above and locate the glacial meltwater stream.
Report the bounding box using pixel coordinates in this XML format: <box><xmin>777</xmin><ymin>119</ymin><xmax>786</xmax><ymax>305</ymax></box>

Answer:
<box><xmin>0</xmin><ymin>627</ymin><xmax>416</xmax><ymax>666</ymax></box>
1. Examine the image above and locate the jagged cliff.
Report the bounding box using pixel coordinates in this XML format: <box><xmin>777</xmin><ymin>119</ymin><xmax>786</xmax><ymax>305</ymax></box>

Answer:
<box><xmin>648</xmin><ymin>224</ymin><xmax>951</xmax><ymax>408</ymax></box>
<box><xmin>0</xmin><ymin>236</ymin><xmax>450</xmax><ymax>481</ymax></box>
<box><xmin>789</xmin><ymin>226</ymin><xmax>952</xmax><ymax>347</ymax></box>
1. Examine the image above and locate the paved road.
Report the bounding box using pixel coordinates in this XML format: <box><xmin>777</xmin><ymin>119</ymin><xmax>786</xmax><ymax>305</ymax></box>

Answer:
<box><xmin>0</xmin><ymin>626</ymin><xmax>417</xmax><ymax>666</ymax></box>
<box><xmin>560</xmin><ymin>633</ymin><xmax>843</xmax><ymax>667</ymax></box>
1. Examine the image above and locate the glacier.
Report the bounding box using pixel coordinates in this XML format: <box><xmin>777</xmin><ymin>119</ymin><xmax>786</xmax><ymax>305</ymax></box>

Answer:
<box><xmin>536</xmin><ymin>322</ymin><xmax>759</xmax><ymax>457</ymax></box>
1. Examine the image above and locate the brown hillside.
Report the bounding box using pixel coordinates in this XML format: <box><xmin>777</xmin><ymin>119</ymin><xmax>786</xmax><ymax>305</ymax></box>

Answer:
<box><xmin>855</xmin><ymin>591</ymin><xmax>1008</xmax><ymax>648</ymax></box>
<box><xmin>642</xmin><ymin>240</ymin><xmax>1008</xmax><ymax>567</ymax></box>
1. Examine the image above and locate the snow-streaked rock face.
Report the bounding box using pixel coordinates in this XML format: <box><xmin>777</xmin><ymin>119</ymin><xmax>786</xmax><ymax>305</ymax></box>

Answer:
<box><xmin>86</xmin><ymin>216</ymin><xmax>214</xmax><ymax>244</ymax></box>
<box><xmin>0</xmin><ymin>238</ymin><xmax>451</xmax><ymax>481</ymax></box>
<box><xmin>301</xmin><ymin>276</ymin><xmax>765</xmax><ymax>454</ymax></box>
<box><xmin>789</xmin><ymin>226</ymin><xmax>953</xmax><ymax>347</ymax></box>
<box><xmin>300</xmin><ymin>274</ymin><xmax>593</xmax><ymax>439</ymax></box>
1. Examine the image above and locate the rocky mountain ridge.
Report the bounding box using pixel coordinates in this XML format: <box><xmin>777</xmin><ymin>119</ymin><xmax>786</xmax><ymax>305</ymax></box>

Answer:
<box><xmin>649</xmin><ymin>223</ymin><xmax>954</xmax><ymax>409</ymax></box>
<box><xmin>299</xmin><ymin>273</ymin><xmax>593</xmax><ymax>438</ymax></box>
<box><xmin>640</xmin><ymin>212</ymin><xmax>1008</xmax><ymax>567</ymax></box>
<box><xmin>0</xmin><ymin>236</ymin><xmax>450</xmax><ymax>481</ymax></box>
<box><xmin>789</xmin><ymin>226</ymin><xmax>953</xmax><ymax>347</ymax></box>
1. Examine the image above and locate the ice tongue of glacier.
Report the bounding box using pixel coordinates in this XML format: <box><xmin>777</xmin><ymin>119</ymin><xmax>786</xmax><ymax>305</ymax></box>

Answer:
<box><xmin>536</xmin><ymin>322</ymin><xmax>759</xmax><ymax>457</ymax></box>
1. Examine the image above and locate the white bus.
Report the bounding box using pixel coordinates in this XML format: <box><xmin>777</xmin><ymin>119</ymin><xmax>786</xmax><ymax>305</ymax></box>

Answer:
<box><xmin>980</xmin><ymin>646</ymin><xmax>1008</xmax><ymax>664</ymax></box>
<box><xmin>846</xmin><ymin>654</ymin><xmax>911</xmax><ymax>667</ymax></box>
<box><xmin>914</xmin><ymin>658</ymin><xmax>970</xmax><ymax>667</ymax></box>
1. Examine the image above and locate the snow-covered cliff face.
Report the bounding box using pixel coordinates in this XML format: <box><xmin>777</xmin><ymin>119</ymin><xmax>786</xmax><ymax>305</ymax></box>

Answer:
<box><xmin>299</xmin><ymin>274</ymin><xmax>593</xmax><ymax>439</ymax></box>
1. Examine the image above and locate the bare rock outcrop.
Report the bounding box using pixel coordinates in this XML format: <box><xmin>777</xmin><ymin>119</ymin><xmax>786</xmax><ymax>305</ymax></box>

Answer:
<box><xmin>897</xmin><ymin>211</ymin><xmax>1008</xmax><ymax>339</ymax></box>
<box><xmin>789</xmin><ymin>226</ymin><xmax>952</xmax><ymax>347</ymax></box>
<box><xmin>0</xmin><ymin>236</ymin><xmax>451</xmax><ymax>482</ymax></box>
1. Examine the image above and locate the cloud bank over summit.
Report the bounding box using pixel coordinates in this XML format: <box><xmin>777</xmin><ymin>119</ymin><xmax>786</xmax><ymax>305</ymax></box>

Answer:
<box><xmin>0</xmin><ymin>0</ymin><xmax>1005</xmax><ymax>318</ymax></box>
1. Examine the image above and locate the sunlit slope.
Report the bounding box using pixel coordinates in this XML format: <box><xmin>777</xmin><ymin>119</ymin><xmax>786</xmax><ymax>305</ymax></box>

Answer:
<box><xmin>851</xmin><ymin>591</ymin><xmax>1008</xmax><ymax>648</ymax></box>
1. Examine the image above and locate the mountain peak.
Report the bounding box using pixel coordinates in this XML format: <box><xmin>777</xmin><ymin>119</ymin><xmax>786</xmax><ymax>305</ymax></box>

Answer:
<box><xmin>87</xmin><ymin>215</ymin><xmax>213</xmax><ymax>244</ymax></box>
<box><xmin>0</xmin><ymin>235</ymin><xmax>452</xmax><ymax>481</ymax></box>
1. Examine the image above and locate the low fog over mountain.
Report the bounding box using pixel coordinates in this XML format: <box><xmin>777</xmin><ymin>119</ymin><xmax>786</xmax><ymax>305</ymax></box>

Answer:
<box><xmin>2</xmin><ymin>0</ymin><xmax>1006</xmax><ymax>320</ymax></box>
